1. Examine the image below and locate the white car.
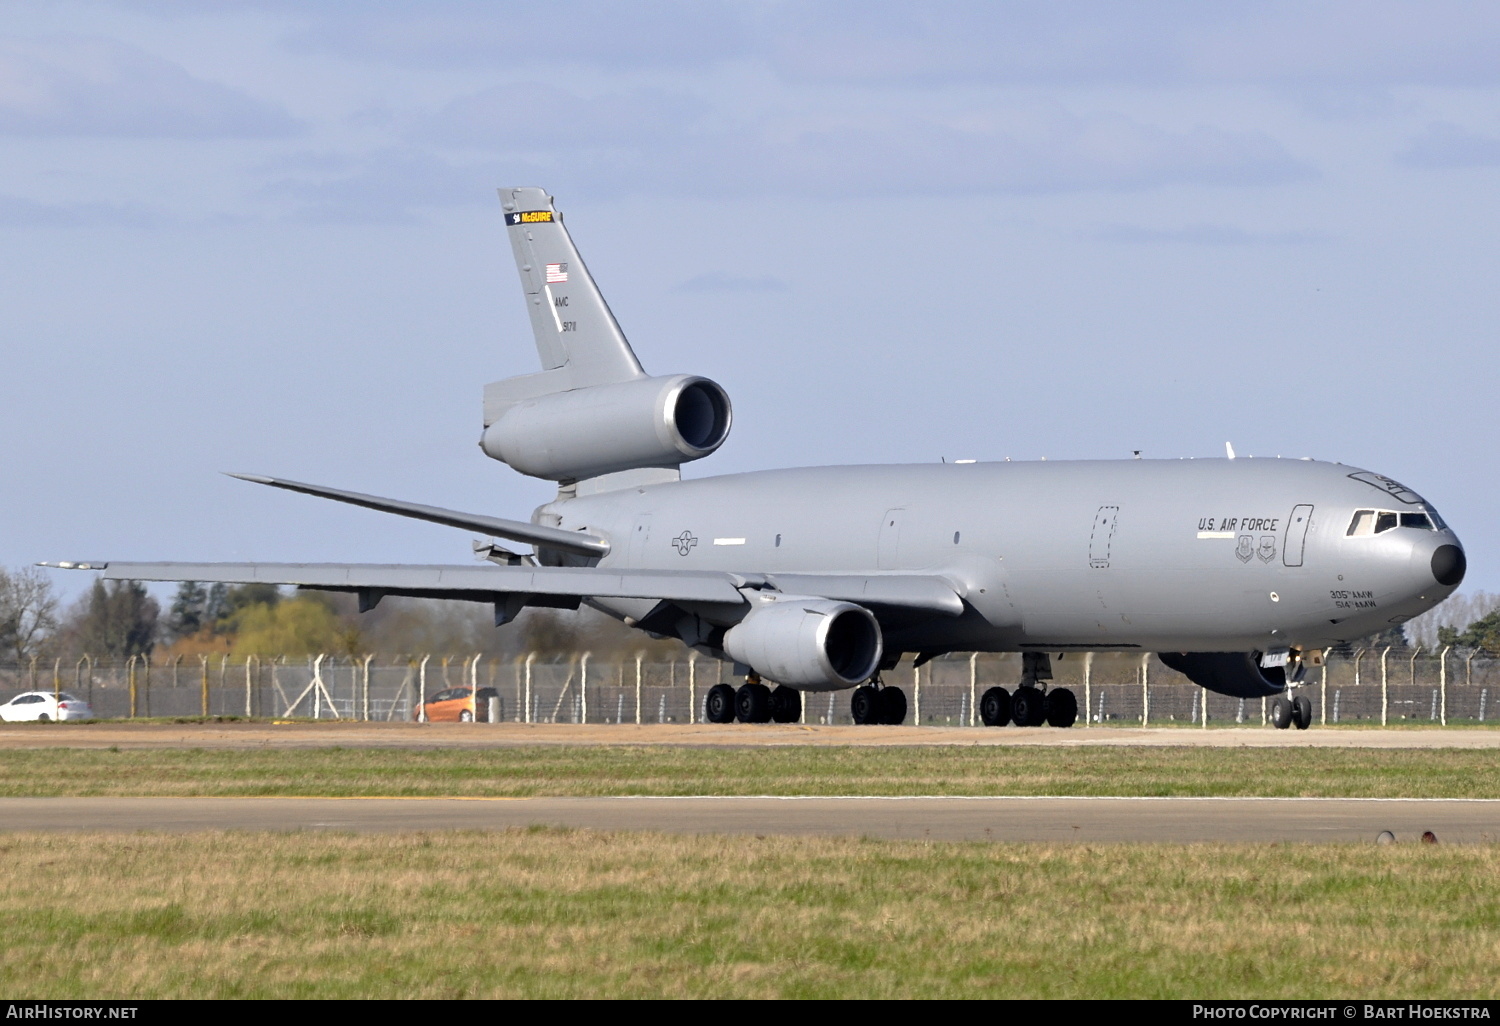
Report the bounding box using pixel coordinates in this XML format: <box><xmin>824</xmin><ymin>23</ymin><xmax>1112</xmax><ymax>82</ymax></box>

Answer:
<box><xmin>0</xmin><ymin>691</ymin><xmax>95</xmax><ymax>722</ymax></box>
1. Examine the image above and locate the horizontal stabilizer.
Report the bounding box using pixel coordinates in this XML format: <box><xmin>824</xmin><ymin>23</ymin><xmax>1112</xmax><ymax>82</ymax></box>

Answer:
<box><xmin>227</xmin><ymin>474</ymin><xmax>609</xmax><ymax>558</ymax></box>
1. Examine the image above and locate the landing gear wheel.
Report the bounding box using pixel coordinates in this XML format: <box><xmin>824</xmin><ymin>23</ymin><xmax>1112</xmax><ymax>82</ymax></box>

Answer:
<box><xmin>877</xmin><ymin>686</ymin><xmax>907</xmax><ymax>725</ymax></box>
<box><xmin>1011</xmin><ymin>686</ymin><xmax>1046</xmax><ymax>727</ymax></box>
<box><xmin>1292</xmin><ymin>694</ymin><xmax>1312</xmax><ymax>730</ymax></box>
<box><xmin>1270</xmin><ymin>696</ymin><xmax>1293</xmax><ymax>729</ymax></box>
<box><xmin>705</xmin><ymin>683</ymin><xmax>737</xmax><ymax>724</ymax></box>
<box><xmin>851</xmin><ymin>685</ymin><xmax>880</xmax><ymax>725</ymax></box>
<box><xmin>736</xmin><ymin>682</ymin><xmax>772</xmax><ymax>724</ymax></box>
<box><xmin>980</xmin><ymin>686</ymin><xmax>1012</xmax><ymax>727</ymax></box>
<box><xmin>770</xmin><ymin>685</ymin><xmax>802</xmax><ymax>723</ymax></box>
<box><xmin>459</xmin><ymin>709</ymin><xmax>474</xmax><ymax>723</ymax></box>
<box><xmin>1044</xmin><ymin>688</ymin><xmax>1078</xmax><ymax>728</ymax></box>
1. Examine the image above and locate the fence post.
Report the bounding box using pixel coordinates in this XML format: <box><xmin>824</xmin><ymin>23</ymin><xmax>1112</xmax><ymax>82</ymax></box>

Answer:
<box><xmin>199</xmin><ymin>655</ymin><xmax>209</xmax><ymax>717</ymax></box>
<box><xmin>1440</xmin><ymin>645</ymin><xmax>1450</xmax><ymax>726</ymax></box>
<box><xmin>1141</xmin><ymin>653</ymin><xmax>1150</xmax><ymax>726</ymax></box>
<box><xmin>969</xmin><ymin>653</ymin><xmax>978</xmax><ymax>727</ymax></box>
<box><xmin>75</xmin><ymin>656</ymin><xmax>87</xmax><ymax>707</ymax></box>
<box><xmin>581</xmin><ymin>652</ymin><xmax>590</xmax><ymax>724</ymax></box>
<box><xmin>524</xmin><ymin>652</ymin><xmax>536</xmax><ymax>724</ymax></box>
<box><xmin>418</xmin><ymin>654</ymin><xmax>430</xmax><ymax>722</ymax></box>
<box><xmin>362</xmin><ymin>654</ymin><xmax>372</xmax><ymax>722</ymax></box>
<box><xmin>1380</xmin><ymin>646</ymin><xmax>1391</xmax><ymax>726</ymax></box>
<box><xmin>1083</xmin><ymin>652</ymin><xmax>1092</xmax><ymax>728</ymax></box>
<box><xmin>128</xmin><ymin>655</ymin><xmax>137</xmax><ymax>719</ymax></box>
<box><xmin>470</xmin><ymin>652</ymin><xmax>481</xmax><ymax>723</ymax></box>
<box><xmin>687</xmin><ymin>652</ymin><xmax>696</xmax><ymax>725</ymax></box>
<box><xmin>634</xmin><ymin>653</ymin><xmax>643</xmax><ymax>725</ymax></box>
<box><xmin>245</xmin><ymin>656</ymin><xmax>255</xmax><ymax>718</ymax></box>
<box><xmin>913</xmin><ymin>662</ymin><xmax>921</xmax><ymax>726</ymax></box>
<box><xmin>1320</xmin><ymin>659</ymin><xmax>1327</xmax><ymax>726</ymax></box>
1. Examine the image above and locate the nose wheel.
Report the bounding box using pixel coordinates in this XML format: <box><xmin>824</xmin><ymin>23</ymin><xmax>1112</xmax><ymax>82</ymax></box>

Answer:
<box><xmin>1271</xmin><ymin>694</ymin><xmax>1313</xmax><ymax>730</ymax></box>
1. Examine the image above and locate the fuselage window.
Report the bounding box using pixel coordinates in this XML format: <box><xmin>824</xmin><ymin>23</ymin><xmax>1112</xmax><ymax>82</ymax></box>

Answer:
<box><xmin>953</xmin><ymin>531</ymin><xmax>960</xmax><ymax>545</ymax></box>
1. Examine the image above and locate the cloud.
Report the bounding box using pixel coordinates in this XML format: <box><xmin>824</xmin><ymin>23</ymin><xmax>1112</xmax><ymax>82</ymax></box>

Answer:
<box><xmin>282</xmin><ymin>0</ymin><xmax>757</xmax><ymax>70</ymax></box>
<box><xmin>1396</xmin><ymin>123</ymin><xmax>1500</xmax><ymax>169</ymax></box>
<box><xmin>405</xmin><ymin>86</ymin><xmax>1312</xmax><ymax>201</ymax></box>
<box><xmin>0</xmin><ymin>193</ymin><xmax>166</xmax><ymax>227</ymax></box>
<box><xmin>417</xmin><ymin>83</ymin><xmax>709</xmax><ymax>149</ymax></box>
<box><xmin>767</xmin><ymin>2</ymin><xmax>1500</xmax><ymax>89</ymax></box>
<box><xmin>0</xmin><ymin>34</ymin><xmax>298</xmax><ymax>138</ymax></box>
<box><xmin>674</xmin><ymin>272</ymin><xmax>788</xmax><ymax>293</ymax></box>
<box><xmin>257</xmin><ymin>147</ymin><xmax>508</xmax><ymax>221</ymax></box>
<box><xmin>1092</xmin><ymin>223</ymin><xmax>1325</xmax><ymax>246</ymax></box>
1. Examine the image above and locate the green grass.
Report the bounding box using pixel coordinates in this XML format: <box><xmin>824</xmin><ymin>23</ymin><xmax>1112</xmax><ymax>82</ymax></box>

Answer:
<box><xmin>1</xmin><ymin>829</ymin><xmax>1497</xmax><ymax>998</ymax></box>
<box><xmin>4</xmin><ymin>744</ymin><xmax>1500</xmax><ymax>798</ymax></box>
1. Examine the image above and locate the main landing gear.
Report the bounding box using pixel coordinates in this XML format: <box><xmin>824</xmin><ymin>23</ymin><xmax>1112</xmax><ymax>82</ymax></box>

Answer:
<box><xmin>978</xmin><ymin>653</ymin><xmax>1078</xmax><ymax>729</ymax></box>
<box><xmin>1270</xmin><ymin>692</ymin><xmax>1312</xmax><ymax>730</ymax></box>
<box><xmin>704</xmin><ymin>675</ymin><xmax>803</xmax><ymax>725</ymax></box>
<box><xmin>850</xmin><ymin>677</ymin><xmax>907</xmax><ymax>725</ymax></box>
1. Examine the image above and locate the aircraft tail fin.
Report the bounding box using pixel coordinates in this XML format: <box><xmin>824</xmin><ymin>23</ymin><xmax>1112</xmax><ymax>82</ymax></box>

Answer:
<box><xmin>490</xmin><ymin>188</ymin><xmax>643</xmax><ymax>416</ymax></box>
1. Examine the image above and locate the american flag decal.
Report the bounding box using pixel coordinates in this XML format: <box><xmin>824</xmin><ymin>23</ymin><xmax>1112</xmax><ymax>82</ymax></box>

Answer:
<box><xmin>545</xmin><ymin>263</ymin><xmax>568</xmax><ymax>283</ymax></box>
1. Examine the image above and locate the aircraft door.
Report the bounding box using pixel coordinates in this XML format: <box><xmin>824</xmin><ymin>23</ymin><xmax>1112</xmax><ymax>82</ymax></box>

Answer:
<box><xmin>1283</xmin><ymin>504</ymin><xmax>1313</xmax><ymax>567</ymax></box>
<box><xmin>878</xmin><ymin>509</ymin><xmax>904</xmax><ymax>569</ymax></box>
<box><xmin>1089</xmin><ymin>506</ymin><xmax>1119</xmax><ymax>569</ymax></box>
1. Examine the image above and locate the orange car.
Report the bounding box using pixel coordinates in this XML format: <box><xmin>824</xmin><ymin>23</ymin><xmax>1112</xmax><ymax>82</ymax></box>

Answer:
<box><xmin>414</xmin><ymin>686</ymin><xmax>501</xmax><ymax>723</ymax></box>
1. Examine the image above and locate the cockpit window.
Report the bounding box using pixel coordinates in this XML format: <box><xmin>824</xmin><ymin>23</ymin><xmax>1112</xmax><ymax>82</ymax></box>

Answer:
<box><xmin>1348</xmin><ymin>508</ymin><xmax>1440</xmax><ymax>536</ymax></box>
<box><xmin>1347</xmin><ymin>510</ymin><xmax>1377</xmax><ymax>536</ymax></box>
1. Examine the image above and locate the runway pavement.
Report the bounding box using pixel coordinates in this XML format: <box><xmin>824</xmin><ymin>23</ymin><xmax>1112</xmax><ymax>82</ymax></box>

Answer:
<box><xmin>4</xmin><ymin>721</ymin><xmax>1500</xmax><ymax>749</ymax></box>
<box><xmin>2</xmin><ymin>795</ymin><xmax>1496</xmax><ymax>843</ymax></box>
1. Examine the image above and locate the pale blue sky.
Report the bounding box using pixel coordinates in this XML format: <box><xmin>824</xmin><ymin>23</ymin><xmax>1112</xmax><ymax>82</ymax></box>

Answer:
<box><xmin>3</xmin><ymin>1</ymin><xmax>1497</xmax><ymax>600</ymax></box>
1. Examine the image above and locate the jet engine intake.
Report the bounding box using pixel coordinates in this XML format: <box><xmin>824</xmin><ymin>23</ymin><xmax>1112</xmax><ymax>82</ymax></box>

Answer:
<box><xmin>480</xmin><ymin>374</ymin><xmax>731</xmax><ymax>482</ymax></box>
<box><xmin>723</xmin><ymin>599</ymin><xmax>882</xmax><ymax>691</ymax></box>
<box><xmin>1157</xmin><ymin>651</ymin><xmax>1302</xmax><ymax>698</ymax></box>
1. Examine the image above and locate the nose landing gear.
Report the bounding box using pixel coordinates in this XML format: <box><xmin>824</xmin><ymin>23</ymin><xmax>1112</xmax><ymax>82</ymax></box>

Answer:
<box><xmin>1270</xmin><ymin>693</ymin><xmax>1313</xmax><ymax>730</ymax></box>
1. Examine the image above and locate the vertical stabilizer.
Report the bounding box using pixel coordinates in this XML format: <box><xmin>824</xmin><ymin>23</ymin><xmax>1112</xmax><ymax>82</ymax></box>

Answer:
<box><xmin>497</xmin><ymin>187</ymin><xmax>644</xmax><ymax>394</ymax></box>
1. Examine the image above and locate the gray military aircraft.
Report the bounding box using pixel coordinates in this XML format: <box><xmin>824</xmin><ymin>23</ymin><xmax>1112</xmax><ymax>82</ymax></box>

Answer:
<box><xmin>48</xmin><ymin>187</ymin><xmax>1466</xmax><ymax>729</ymax></box>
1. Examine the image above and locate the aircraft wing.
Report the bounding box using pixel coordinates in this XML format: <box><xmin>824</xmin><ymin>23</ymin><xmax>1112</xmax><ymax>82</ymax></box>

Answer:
<box><xmin>42</xmin><ymin>561</ymin><xmax>966</xmax><ymax>619</ymax></box>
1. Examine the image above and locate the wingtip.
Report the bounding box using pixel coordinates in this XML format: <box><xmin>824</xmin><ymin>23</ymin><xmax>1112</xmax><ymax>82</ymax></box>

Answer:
<box><xmin>38</xmin><ymin>561</ymin><xmax>107</xmax><ymax>571</ymax></box>
<box><xmin>225</xmin><ymin>472</ymin><xmax>275</xmax><ymax>484</ymax></box>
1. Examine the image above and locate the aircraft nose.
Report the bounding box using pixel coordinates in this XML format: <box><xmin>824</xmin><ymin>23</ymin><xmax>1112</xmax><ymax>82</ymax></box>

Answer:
<box><xmin>1431</xmin><ymin>544</ymin><xmax>1466</xmax><ymax>587</ymax></box>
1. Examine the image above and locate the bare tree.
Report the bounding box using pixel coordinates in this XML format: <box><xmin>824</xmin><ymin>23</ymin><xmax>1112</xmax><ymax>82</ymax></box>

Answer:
<box><xmin>0</xmin><ymin>567</ymin><xmax>59</xmax><ymax>663</ymax></box>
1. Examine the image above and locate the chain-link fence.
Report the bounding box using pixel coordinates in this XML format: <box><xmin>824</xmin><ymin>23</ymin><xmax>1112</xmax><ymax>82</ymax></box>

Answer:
<box><xmin>3</xmin><ymin>648</ymin><xmax>1499</xmax><ymax>726</ymax></box>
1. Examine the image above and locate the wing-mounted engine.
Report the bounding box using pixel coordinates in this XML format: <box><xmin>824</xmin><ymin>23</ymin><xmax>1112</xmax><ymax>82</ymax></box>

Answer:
<box><xmin>722</xmin><ymin>598</ymin><xmax>883</xmax><ymax>691</ymax></box>
<box><xmin>1157</xmin><ymin>651</ymin><xmax>1304</xmax><ymax>698</ymax></box>
<box><xmin>481</xmin><ymin>373</ymin><xmax>731</xmax><ymax>482</ymax></box>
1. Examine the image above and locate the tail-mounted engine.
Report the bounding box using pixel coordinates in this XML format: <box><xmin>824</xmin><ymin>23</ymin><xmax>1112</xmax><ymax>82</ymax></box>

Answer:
<box><xmin>723</xmin><ymin>598</ymin><xmax>882</xmax><ymax>691</ymax></box>
<box><xmin>481</xmin><ymin>374</ymin><xmax>731</xmax><ymax>483</ymax></box>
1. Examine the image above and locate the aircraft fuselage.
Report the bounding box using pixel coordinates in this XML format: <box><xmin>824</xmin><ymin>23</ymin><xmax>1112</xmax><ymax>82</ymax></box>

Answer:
<box><xmin>550</xmin><ymin>456</ymin><xmax>1462</xmax><ymax>656</ymax></box>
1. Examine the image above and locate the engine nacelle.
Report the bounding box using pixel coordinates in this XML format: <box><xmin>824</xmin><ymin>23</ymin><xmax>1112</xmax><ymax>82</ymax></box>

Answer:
<box><xmin>723</xmin><ymin>599</ymin><xmax>882</xmax><ymax>691</ymax></box>
<box><xmin>480</xmin><ymin>374</ymin><xmax>731</xmax><ymax>482</ymax></box>
<box><xmin>1157</xmin><ymin>651</ymin><xmax>1303</xmax><ymax>698</ymax></box>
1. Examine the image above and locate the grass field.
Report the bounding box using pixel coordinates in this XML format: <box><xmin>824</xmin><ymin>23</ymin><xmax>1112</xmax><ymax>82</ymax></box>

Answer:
<box><xmin>2</xmin><ymin>828</ymin><xmax>1497</xmax><ymax>998</ymax></box>
<box><xmin>3</xmin><ymin>744</ymin><xmax>1500</xmax><ymax>798</ymax></box>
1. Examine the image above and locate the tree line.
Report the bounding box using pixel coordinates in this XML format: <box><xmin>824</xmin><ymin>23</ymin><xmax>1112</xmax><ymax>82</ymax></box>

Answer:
<box><xmin>0</xmin><ymin>568</ymin><xmax>681</xmax><ymax>665</ymax></box>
